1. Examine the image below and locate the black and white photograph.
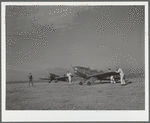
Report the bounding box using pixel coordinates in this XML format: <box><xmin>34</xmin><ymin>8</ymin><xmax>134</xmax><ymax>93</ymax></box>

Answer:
<box><xmin>1</xmin><ymin>1</ymin><xmax>149</xmax><ymax>122</ymax></box>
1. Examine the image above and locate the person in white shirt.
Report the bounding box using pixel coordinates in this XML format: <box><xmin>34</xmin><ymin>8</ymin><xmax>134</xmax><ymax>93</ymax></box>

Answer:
<box><xmin>67</xmin><ymin>71</ymin><xmax>73</xmax><ymax>84</ymax></box>
<box><xmin>116</xmin><ymin>67</ymin><xmax>126</xmax><ymax>85</ymax></box>
<box><xmin>108</xmin><ymin>68</ymin><xmax>116</xmax><ymax>84</ymax></box>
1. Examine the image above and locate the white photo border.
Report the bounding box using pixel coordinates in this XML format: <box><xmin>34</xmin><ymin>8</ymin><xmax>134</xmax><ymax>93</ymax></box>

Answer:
<box><xmin>1</xmin><ymin>2</ymin><xmax>149</xmax><ymax>122</ymax></box>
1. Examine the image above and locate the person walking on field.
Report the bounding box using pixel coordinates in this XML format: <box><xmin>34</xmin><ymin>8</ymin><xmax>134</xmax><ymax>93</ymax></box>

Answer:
<box><xmin>116</xmin><ymin>67</ymin><xmax>126</xmax><ymax>86</ymax></box>
<box><xmin>108</xmin><ymin>68</ymin><xmax>116</xmax><ymax>84</ymax></box>
<box><xmin>67</xmin><ymin>71</ymin><xmax>73</xmax><ymax>84</ymax></box>
<box><xmin>28</xmin><ymin>73</ymin><xmax>34</xmax><ymax>86</ymax></box>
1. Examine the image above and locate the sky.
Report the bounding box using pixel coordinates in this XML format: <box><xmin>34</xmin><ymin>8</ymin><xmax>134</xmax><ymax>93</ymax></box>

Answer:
<box><xmin>6</xmin><ymin>5</ymin><xmax>145</xmax><ymax>81</ymax></box>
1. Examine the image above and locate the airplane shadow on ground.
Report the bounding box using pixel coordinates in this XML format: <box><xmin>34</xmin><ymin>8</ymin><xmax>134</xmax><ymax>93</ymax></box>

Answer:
<box><xmin>125</xmin><ymin>81</ymin><xmax>132</xmax><ymax>85</ymax></box>
<box><xmin>95</xmin><ymin>81</ymin><xmax>132</xmax><ymax>85</ymax></box>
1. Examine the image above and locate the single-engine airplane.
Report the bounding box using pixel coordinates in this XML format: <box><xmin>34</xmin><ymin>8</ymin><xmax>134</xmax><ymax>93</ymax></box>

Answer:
<box><xmin>72</xmin><ymin>66</ymin><xmax>120</xmax><ymax>85</ymax></box>
<box><xmin>39</xmin><ymin>73</ymin><xmax>73</xmax><ymax>83</ymax></box>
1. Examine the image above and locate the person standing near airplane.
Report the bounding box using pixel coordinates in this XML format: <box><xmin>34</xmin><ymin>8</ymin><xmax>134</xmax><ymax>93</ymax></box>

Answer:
<box><xmin>108</xmin><ymin>68</ymin><xmax>116</xmax><ymax>84</ymax></box>
<box><xmin>116</xmin><ymin>67</ymin><xmax>126</xmax><ymax>86</ymax></box>
<box><xmin>67</xmin><ymin>71</ymin><xmax>73</xmax><ymax>84</ymax></box>
<box><xmin>28</xmin><ymin>73</ymin><xmax>34</xmax><ymax>87</ymax></box>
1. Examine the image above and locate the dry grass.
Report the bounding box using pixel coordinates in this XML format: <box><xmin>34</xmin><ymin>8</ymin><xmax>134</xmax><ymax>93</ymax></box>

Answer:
<box><xmin>6</xmin><ymin>77</ymin><xmax>145</xmax><ymax>110</ymax></box>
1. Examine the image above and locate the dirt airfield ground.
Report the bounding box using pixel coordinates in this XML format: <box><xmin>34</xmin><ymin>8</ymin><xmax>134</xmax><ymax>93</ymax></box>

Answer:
<box><xmin>6</xmin><ymin>77</ymin><xmax>145</xmax><ymax>110</ymax></box>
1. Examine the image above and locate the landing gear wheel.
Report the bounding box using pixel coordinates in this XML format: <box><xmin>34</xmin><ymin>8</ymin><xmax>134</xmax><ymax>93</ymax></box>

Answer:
<box><xmin>87</xmin><ymin>81</ymin><xmax>91</xmax><ymax>86</ymax></box>
<box><xmin>79</xmin><ymin>82</ymin><xmax>83</xmax><ymax>85</ymax></box>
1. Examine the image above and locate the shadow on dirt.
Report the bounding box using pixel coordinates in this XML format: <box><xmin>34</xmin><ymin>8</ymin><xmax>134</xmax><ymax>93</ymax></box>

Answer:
<box><xmin>97</xmin><ymin>81</ymin><xmax>120</xmax><ymax>84</ymax></box>
<box><xmin>94</xmin><ymin>81</ymin><xmax>110</xmax><ymax>84</ymax></box>
<box><xmin>125</xmin><ymin>81</ymin><xmax>132</xmax><ymax>85</ymax></box>
<box><xmin>94</xmin><ymin>81</ymin><xmax>132</xmax><ymax>85</ymax></box>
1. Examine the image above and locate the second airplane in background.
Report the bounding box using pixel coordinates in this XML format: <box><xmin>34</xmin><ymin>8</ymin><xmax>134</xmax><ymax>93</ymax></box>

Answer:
<box><xmin>39</xmin><ymin>73</ymin><xmax>73</xmax><ymax>83</ymax></box>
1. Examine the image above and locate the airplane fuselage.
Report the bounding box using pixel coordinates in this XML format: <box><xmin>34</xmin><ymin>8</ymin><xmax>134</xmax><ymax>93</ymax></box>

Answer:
<box><xmin>73</xmin><ymin>66</ymin><xmax>102</xmax><ymax>79</ymax></box>
<box><xmin>73</xmin><ymin>66</ymin><xmax>120</xmax><ymax>85</ymax></box>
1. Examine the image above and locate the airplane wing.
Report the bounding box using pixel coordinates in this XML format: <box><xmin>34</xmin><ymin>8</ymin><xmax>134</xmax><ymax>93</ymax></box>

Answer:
<box><xmin>55</xmin><ymin>75</ymin><xmax>74</xmax><ymax>80</ymax></box>
<box><xmin>55</xmin><ymin>76</ymin><xmax>68</xmax><ymax>79</ymax></box>
<box><xmin>39</xmin><ymin>78</ymin><xmax>51</xmax><ymax>80</ymax></box>
<box><xmin>87</xmin><ymin>72</ymin><xmax>119</xmax><ymax>78</ymax></box>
